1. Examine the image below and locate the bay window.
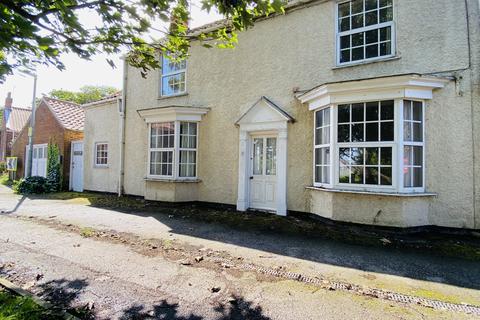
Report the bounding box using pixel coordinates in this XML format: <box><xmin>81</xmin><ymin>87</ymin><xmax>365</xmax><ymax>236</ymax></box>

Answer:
<box><xmin>300</xmin><ymin>74</ymin><xmax>448</xmax><ymax>194</ymax></box>
<box><xmin>313</xmin><ymin>99</ymin><xmax>424</xmax><ymax>192</ymax></box>
<box><xmin>148</xmin><ymin>121</ymin><xmax>198</xmax><ymax>179</ymax></box>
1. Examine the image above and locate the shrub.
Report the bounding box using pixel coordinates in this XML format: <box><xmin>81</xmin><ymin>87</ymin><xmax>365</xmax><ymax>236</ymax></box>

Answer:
<box><xmin>0</xmin><ymin>161</ymin><xmax>6</xmax><ymax>173</ymax></box>
<box><xmin>14</xmin><ymin>176</ymin><xmax>48</xmax><ymax>194</ymax></box>
<box><xmin>46</xmin><ymin>141</ymin><xmax>62</xmax><ymax>192</ymax></box>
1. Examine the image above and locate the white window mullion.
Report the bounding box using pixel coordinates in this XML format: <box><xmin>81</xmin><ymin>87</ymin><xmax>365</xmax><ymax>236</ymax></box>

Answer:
<box><xmin>396</xmin><ymin>99</ymin><xmax>404</xmax><ymax>192</ymax></box>
<box><xmin>173</xmin><ymin>120</ymin><xmax>180</xmax><ymax>179</ymax></box>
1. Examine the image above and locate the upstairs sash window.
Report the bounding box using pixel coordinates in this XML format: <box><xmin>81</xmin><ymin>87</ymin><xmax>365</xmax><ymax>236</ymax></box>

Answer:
<box><xmin>337</xmin><ymin>0</ymin><xmax>394</xmax><ymax>65</ymax></box>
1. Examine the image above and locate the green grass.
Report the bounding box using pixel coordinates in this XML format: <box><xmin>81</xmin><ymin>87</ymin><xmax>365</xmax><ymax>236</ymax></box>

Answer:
<box><xmin>79</xmin><ymin>227</ymin><xmax>95</xmax><ymax>238</ymax></box>
<box><xmin>0</xmin><ymin>288</ymin><xmax>63</xmax><ymax>320</ymax></box>
<box><xmin>0</xmin><ymin>174</ymin><xmax>10</xmax><ymax>186</ymax></box>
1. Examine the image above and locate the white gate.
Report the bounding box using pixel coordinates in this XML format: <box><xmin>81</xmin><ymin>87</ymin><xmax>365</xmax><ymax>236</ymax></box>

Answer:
<box><xmin>70</xmin><ymin>141</ymin><xmax>84</xmax><ymax>192</ymax></box>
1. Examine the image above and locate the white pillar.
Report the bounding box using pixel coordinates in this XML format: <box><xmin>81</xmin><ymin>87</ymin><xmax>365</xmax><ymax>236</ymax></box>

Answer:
<box><xmin>236</xmin><ymin>130</ymin><xmax>249</xmax><ymax>211</ymax></box>
<box><xmin>276</xmin><ymin>127</ymin><xmax>288</xmax><ymax>216</ymax></box>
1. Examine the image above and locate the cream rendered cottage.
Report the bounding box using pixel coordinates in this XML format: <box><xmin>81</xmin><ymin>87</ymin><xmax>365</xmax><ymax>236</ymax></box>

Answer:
<box><xmin>85</xmin><ymin>0</ymin><xmax>480</xmax><ymax>229</ymax></box>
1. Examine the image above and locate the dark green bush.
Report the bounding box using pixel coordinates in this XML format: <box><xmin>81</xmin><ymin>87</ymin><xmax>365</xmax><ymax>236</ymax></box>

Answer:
<box><xmin>14</xmin><ymin>176</ymin><xmax>49</xmax><ymax>194</ymax></box>
<box><xmin>0</xmin><ymin>161</ymin><xmax>6</xmax><ymax>173</ymax></box>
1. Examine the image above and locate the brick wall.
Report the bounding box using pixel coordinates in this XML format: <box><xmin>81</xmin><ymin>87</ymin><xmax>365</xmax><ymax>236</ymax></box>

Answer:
<box><xmin>10</xmin><ymin>101</ymin><xmax>83</xmax><ymax>189</ymax></box>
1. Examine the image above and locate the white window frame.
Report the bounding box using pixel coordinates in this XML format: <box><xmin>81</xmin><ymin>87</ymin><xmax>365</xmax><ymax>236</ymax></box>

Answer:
<box><xmin>313</xmin><ymin>106</ymin><xmax>334</xmax><ymax>188</ymax></box>
<box><xmin>313</xmin><ymin>99</ymin><xmax>425</xmax><ymax>193</ymax></box>
<box><xmin>147</xmin><ymin>121</ymin><xmax>199</xmax><ymax>180</ymax></box>
<box><xmin>335</xmin><ymin>0</ymin><xmax>396</xmax><ymax>66</ymax></box>
<box><xmin>160</xmin><ymin>55</ymin><xmax>187</xmax><ymax>97</ymax></box>
<box><xmin>94</xmin><ymin>142</ymin><xmax>108</xmax><ymax>167</ymax></box>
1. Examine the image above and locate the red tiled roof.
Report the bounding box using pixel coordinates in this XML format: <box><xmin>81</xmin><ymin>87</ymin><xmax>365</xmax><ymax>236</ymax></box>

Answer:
<box><xmin>43</xmin><ymin>97</ymin><xmax>85</xmax><ymax>131</ymax></box>
<box><xmin>6</xmin><ymin>106</ymin><xmax>31</xmax><ymax>133</ymax></box>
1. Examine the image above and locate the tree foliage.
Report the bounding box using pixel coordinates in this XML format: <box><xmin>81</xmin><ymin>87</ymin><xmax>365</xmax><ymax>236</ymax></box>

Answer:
<box><xmin>0</xmin><ymin>0</ymin><xmax>286</xmax><ymax>82</ymax></box>
<box><xmin>49</xmin><ymin>85</ymin><xmax>118</xmax><ymax>104</ymax></box>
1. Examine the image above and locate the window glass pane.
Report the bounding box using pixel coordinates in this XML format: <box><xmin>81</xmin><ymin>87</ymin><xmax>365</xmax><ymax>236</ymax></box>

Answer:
<box><xmin>380</xmin><ymin>121</ymin><xmax>394</xmax><ymax>141</ymax></box>
<box><xmin>413</xmin><ymin>167</ymin><xmax>423</xmax><ymax>187</ymax></box>
<box><xmin>162</xmin><ymin>72</ymin><xmax>186</xmax><ymax>96</ymax></box>
<box><xmin>340</xmin><ymin>49</ymin><xmax>351</xmax><ymax>63</ymax></box>
<box><xmin>162</xmin><ymin>56</ymin><xmax>186</xmax><ymax>74</ymax></box>
<box><xmin>338</xmin><ymin>2</ymin><xmax>350</xmax><ymax>17</ymax></box>
<box><xmin>413</xmin><ymin>122</ymin><xmax>423</xmax><ymax>141</ymax></box>
<box><xmin>380</xmin><ymin>100</ymin><xmax>394</xmax><ymax>120</ymax></box>
<box><xmin>380</xmin><ymin>42</ymin><xmax>391</xmax><ymax>56</ymax></box>
<box><xmin>366</xmin><ymin>0</ymin><xmax>378</xmax><ymax>10</ymax></box>
<box><xmin>351</xmin><ymin>0</ymin><xmax>363</xmax><ymax>14</ymax></box>
<box><xmin>315</xmin><ymin>110</ymin><xmax>323</xmax><ymax>128</ymax></box>
<box><xmin>365</xmin><ymin>29</ymin><xmax>378</xmax><ymax>44</ymax></box>
<box><xmin>339</xmin><ymin>148</ymin><xmax>351</xmax><ymax>165</ymax></box>
<box><xmin>352</xmin><ymin>123</ymin><xmax>364</xmax><ymax>142</ymax></box>
<box><xmin>403</xmin><ymin>100</ymin><xmax>412</xmax><ymax>120</ymax></box>
<box><xmin>413</xmin><ymin>146</ymin><xmax>422</xmax><ymax>166</ymax></box>
<box><xmin>340</xmin><ymin>35</ymin><xmax>350</xmax><ymax>49</ymax></box>
<box><xmin>352</xmin><ymin>47</ymin><xmax>364</xmax><ymax>61</ymax></box>
<box><xmin>266</xmin><ymin>138</ymin><xmax>277</xmax><ymax>176</ymax></box>
<box><xmin>379</xmin><ymin>27</ymin><xmax>391</xmax><ymax>41</ymax></box>
<box><xmin>338</xmin><ymin>105</ymin><xmax>350</xmax><ymax>123</ymax></box>
<box><xmin>365</xmin><ymin>167</ymin><xmax>379</xmax><ymax>184</ymax></box>
<box><xmin>340</xmin><ymin>17</ymin><xmax>351</xmax><ymax>32</ymax></box>
<box><xmin>380</xmin><ymin>147</ymin><xmax>392</xmax><ymax>165</ymax></box>
<box><xmin>366</xmin><ymin>102</ymin><xmax>379</xmax><ymax>120</ymax></box>
<box><xmin>351</xmin><ymin>166</ymin><xmax>364</xmax><ymax>184</ymax></box>
<box><xmin>352</xmin><ymin>103</ymin><xmax>364</xmax><ymax>122</ymax></box>
<box><xmin>339</xmin><ymin>166</ymin><xmax>350</xmax><ymax>183</ymax></box>
<box><xmin>379</xmin><ymin>7</ymin><xmax>393</xmax><ymax>22</ymax></box>
<box><xmin>365</xmin><ymin>148</ymin><xmax>379</xmax><ymax>165</ymax></box>
<box><xmin>380</xmin><ymin>167</ymin><xmax>392</xmax><ymax>185</ymax></box>
<box><xmin>351</xmin><ymin>33</ymin><xmax>364</xmax><ymax>47</ymax></box>
<box><xmin>366</xmin><ymin>123</ymin><xmax>379</xmax><ymax>141</ymax></box>
<box><xmin>365</xmin><ymin>11</ymin><xmax>378</xmax><ymax>26</ymax></box>
<box><xmin>380</xmin><ymin>0</ymin><xmax>392</xmax><ymax>6</ymax></box>
<box><xmin>323</xmin><ymin>108</ymin><xmax>330</xmax><ymax>126</ymax></box>
<box><xmin>413</xmin><ymin>101</ymin><xmax>422</xmax><ymax>121</ymax></box>
<box><xmin>338</xmin><ymin>125</ymin><xmax>350</xmax><ymax>142</ymax></box>
<box><xmin>351</xmin><ymin>147</ymin><xmax>364</xmax><ymax>165</ymax></box>
<box><xmin>253</xmin><ymin>138</ymin><xmax>263</xmax><ymax>175</ymax></box>
<box><xmin>366</xmin><ymin>44</ymin><xmax>378</xmax><ymax>58</ymax></box>
<box><xmin>322</xmin><ymin>166</ymin><xmax>330</xmax><ymax>184</ymax></box>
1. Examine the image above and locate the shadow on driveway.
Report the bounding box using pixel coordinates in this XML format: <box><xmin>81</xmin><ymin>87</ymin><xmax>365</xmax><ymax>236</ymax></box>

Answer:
<box><xmin>5</xmin><ymin>190</ymin><xmax>480</xmax><ymax>292</ymax></box>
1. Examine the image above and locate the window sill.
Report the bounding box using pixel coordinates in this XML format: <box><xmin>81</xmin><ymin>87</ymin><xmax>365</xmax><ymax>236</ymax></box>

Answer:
<box><xmin>332</xmin><ymin>55</ymin><xmax>401</xmax><ymax>70</ymax></box>
<box><xmin>157</xmin><ymin>93</ymin><xmax>188</xmax><ymax>100</ymax></box>
<box><xmin>144</xmin><ymin>177</ymin><xmax>201</xmax><ymax>183</ymax></box>
<box><xmin>306</xmin><ymin>186</ymin><xmax>437</xmax><ymax>197</ymax></box>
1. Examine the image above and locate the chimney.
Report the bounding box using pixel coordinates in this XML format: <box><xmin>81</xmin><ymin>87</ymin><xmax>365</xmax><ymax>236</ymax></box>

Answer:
<box><xmin>0</xmin><ymin>92</ymin><xmax>13</xmax><ymax>161</ymax></box>
<box><xmin>4</xmin><ymin>92</ymin><xmax>12</xmax><ymax>110</ymax></box>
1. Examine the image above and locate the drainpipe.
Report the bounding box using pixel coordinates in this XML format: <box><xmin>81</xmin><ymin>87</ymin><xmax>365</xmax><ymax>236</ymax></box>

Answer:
<box><xmin>118</xmin><ymin>58</ymin><xmax>128</xmax><ymax>196</ymax></box>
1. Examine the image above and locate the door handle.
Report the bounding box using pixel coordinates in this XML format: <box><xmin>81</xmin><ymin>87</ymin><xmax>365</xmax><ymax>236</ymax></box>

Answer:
<box><xmin>249</xmin><ymin>176</ymin><xmax>253</xmax><ymax>180</ymax></box>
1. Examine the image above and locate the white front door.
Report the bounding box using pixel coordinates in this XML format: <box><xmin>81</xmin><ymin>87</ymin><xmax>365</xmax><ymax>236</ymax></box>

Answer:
<box><xmin>249</xmin><ymin>136</ymin><xmax>277</xmax><ymax>211</ymax></box>
<box><xmin>26</xmin><ymin>144</ymin><xmax>48</xmax><ymax>177</ymax></box>
<box><xmin>71</xmin><ymin>141</ymin><xmax>84</xmax><ymax>192</ymax></box>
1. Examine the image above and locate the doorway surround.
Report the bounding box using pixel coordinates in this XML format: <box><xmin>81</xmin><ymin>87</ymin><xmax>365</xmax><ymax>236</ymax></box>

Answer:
<box><xmin>235</xmin><ymin>96</ymin><xmax>294</xmax><ymax>216</ymax></box>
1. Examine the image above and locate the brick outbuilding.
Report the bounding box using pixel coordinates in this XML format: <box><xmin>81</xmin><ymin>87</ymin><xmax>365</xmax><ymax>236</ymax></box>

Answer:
<box><xmin>11</xmin><ymin>97</ymin><xmax>84</xmax><ymax>189</ymax></box>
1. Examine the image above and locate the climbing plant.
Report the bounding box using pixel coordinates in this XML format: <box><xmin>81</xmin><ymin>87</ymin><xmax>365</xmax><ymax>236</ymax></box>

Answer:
<box><xmin>46</xmin><ymin>140</ymin><xmax>62</xmax><ymax>192</ymax></box>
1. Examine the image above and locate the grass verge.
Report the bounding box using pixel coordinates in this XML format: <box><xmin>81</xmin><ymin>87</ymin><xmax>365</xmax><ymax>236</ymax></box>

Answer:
<box><xmin>0</xmin><ymin>287</ymin><xmax>64</xmax><ymax>320</ymax></box>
